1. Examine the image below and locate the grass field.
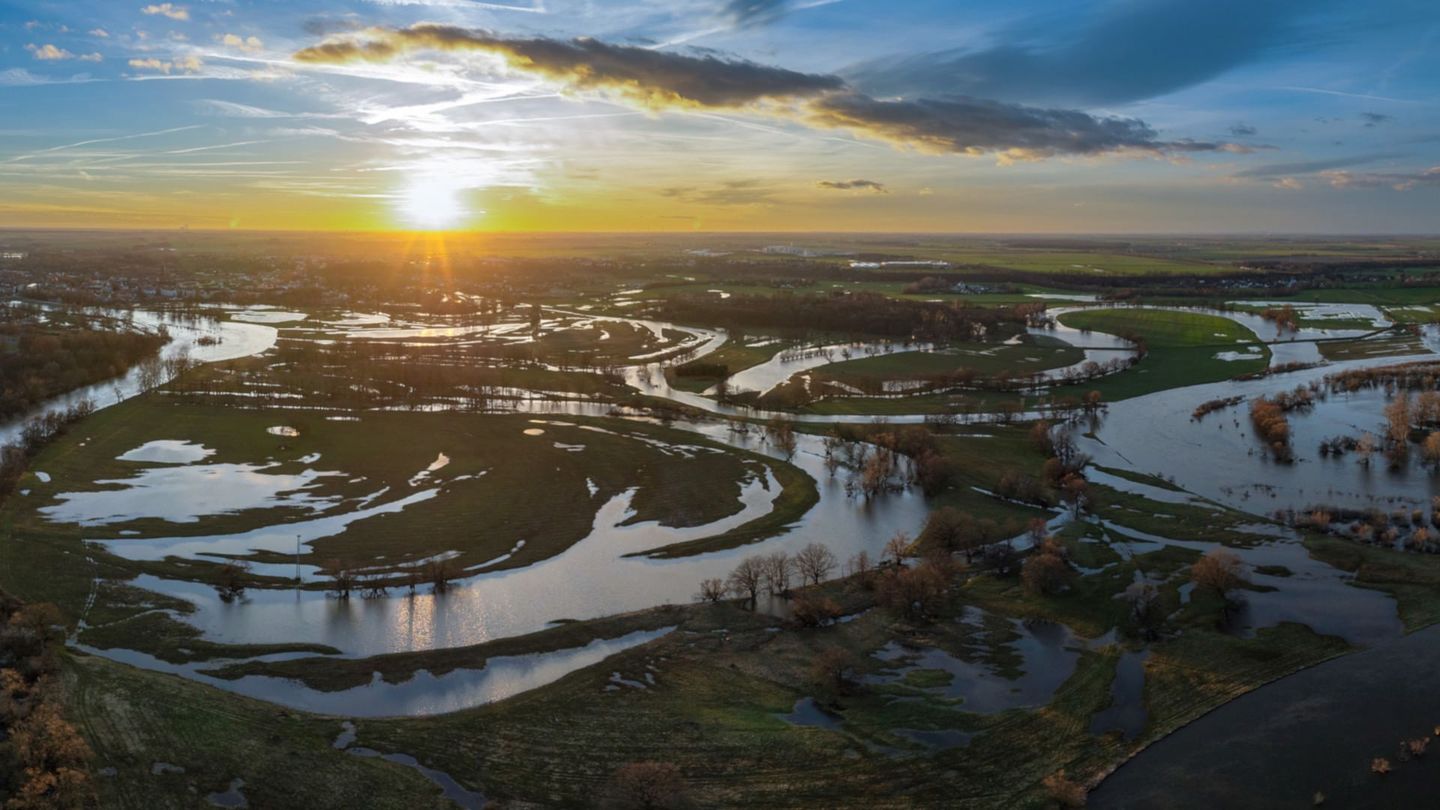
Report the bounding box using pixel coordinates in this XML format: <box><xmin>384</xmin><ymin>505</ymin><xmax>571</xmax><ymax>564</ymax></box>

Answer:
<box><xmin>1059</xmin><ymin>308</ymin><xmax>1257</xmax><ymax>348</ymax></box>
<box><xmin>671</xmin><ymin>338</ymin><xmax>794</xmax><ymax>392</ymax></box>
<box><xmin>1056</xmin><ymin>308</ymin><xmax>1269</xmax><ymax>400</ymax></box>
<box><xmin>0</xmin><ymin>398</ymin><xmax>818</xmax><ymax>665</ymax></box>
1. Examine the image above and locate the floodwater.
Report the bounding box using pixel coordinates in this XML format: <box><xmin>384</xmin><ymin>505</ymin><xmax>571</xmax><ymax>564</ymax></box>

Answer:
<box><xmin>110</xmin><ymin>439</ymin><xmax>925</xmax><ymax>659</ymax></box>
<box><xmin>217</xmin><ymin>627</ymin><xmax>676</xmax><ymax>717</ymax></box>
<box><xmin>18</xmin><ymin>300</ymin><xmax>1436</xmax><ymax>718</ymax></box>
<box><xmin>1092</xmin><ymin>624</ymin><xmax>1440</xmax><ymax>809</ymax></box>
<box><xmin>44</xmin><ymin>460</ymin><xmax>344</xmax><ymax>527</ymax></box>
<box><xmin>777</xmin><ymin>697</ymin><xmax>844</xmax><ymax>731</ymax></box>
<box><xmin>719</xmin><ymin>340</ymin><xmax>935</xmax><ymax>396</ymax></box>
<box><xmin>1084</xmin><ymin>357</ymin><xmax>1440</xmax><ymax>515</ymax></box>
<box><xmin>1089</xmin><ymin>648</ymin><xmax>1150</xmax><ymax>741</ymax></box>
<box><xmin>864</xmin><ymin>607</ymin><xmax>1086</xmax><ymax>714</ymax></box>
<box><xmin>117</xmin><ymin>440</ymin><xmax>216</xmax><ymax>464</ymax></box>
<box><xmin>1102</xmin><ymin>522</ymin><xmax>1403</xmax><ymax>645</ymax></box>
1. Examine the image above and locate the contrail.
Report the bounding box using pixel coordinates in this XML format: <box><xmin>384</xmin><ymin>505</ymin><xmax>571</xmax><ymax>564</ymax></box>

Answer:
<box><xmin>2</xmin><ymin>124</ymin><xmax>207</xmax><ymax>163</ymax></box>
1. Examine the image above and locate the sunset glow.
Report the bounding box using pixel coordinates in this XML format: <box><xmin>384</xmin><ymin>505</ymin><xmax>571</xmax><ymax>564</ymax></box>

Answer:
<box><xmin>0</xmin><ymin>2</ymin><xmax>1437</xmax><ymax>233</ymax></box>
<box><xmin>397</xmin><ymin>178</ymin><xmax>470</xmax><ymax>231</ymax></box>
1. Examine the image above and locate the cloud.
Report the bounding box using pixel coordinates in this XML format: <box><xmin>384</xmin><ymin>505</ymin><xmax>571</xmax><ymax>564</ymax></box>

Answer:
<box><xmin>817</xmin><ymin>178</ymin><xmax>887</xmax><ymax>192</ymax></box>
<box><xmin>219</xmin><ymin>33</ymin><xmax>264</xmax><ymax>52</ymax></box>
<box><xmin>804</xmin><ymin>93</ymin><xmax>1238</xmax><ymax>161</ymax></box>
<box><xmin>1234</xmin><ymin>153</ymin><xmax>1402</xmax><ymax>179</ymax></box>
<box><xmin>293</xmin><ymin>25</ymin><xmax>1246</xmax><ymax>161</ymax></box>
<box><xmin>25</xmin><ymin>43</ymin><xmax>101</xmax><ymax>62</ymax></box>
<box><xmin>127</xmin><ymin>55</ymin><xmax>203</xmax><ymax>74</ymax></box>
<box><xmin>1230</xmin><ymin>124</ymin><xmax>1257</xmax><ymax>137</ymax></box>
<box><xmin>1321</xmin><ymin>167</ymin><xmax>1440</xmax><ymax>190</ymax></box>
<box><xmin>302</xmin><ymin>17</ymin><xmax>363</xmax><ymax>37</ymax></box>
<box><xmin>1272</xmin><ymin>177</ymin><xmax>1303</xmax><ymax>190</ymax></box>
<box><xmin>89</xmin><ymin>28</ymin><xmax>110</xmax><ymax>38</ymax></box>
<box><xmin>1360</xmin><ymin>112</ymin><xmax>1392</xmax><ymax>127</ymax></box>
<box><xmin>0</xmin><ymin>68</ymin><xmax>49</xmax><ymax>86</ymax></box>
<box><xmin>294</xmin><ymin>25</ymin><xmax>844</xmax><ymax>108</ymax></box>
<box><xmin>141</xmin><ymin>4</ymin><xmax>189</xmax><ymax>21</ymax></box>
<box><xmin>660</xmin><ymin>180</ymin><xmax>776</xmax><ymax>205</ymax></box>
<box><xmin>849</xmin><ymin>0</ymin><xmax>1322</xmax><ymax>107</ymax></box>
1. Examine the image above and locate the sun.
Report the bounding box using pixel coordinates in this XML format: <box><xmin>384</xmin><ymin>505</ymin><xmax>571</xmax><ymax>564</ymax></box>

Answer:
<box><xmin>397</xmin><ymin>178</ymin><xmax>468</xmax><ymax>230</ymax></box>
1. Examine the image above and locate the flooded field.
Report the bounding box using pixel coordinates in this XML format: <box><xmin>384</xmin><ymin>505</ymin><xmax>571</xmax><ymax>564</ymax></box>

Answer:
<box><xmin>7</xmin><ymin>297</ymin><xmax>1439</xmax><ymax>727</ymax></box>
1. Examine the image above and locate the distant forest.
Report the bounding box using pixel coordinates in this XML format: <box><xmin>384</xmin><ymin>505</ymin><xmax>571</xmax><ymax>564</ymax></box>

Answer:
<box><xmin>0</xmin><ymin>323</ymin><xmax>166</xmax><ymax>421</ymax></box>
<box><xmin>659</xmin><ymin>292</ymin><xmax>1044</xmax><ymax>341</ymax></box>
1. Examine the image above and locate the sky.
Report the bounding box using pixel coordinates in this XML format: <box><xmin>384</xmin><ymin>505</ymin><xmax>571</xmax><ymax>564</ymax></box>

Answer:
<box><xmin>0</xmin><ymin>0</ymin><xmax>1438</xmax><ymax>233</ymax></box>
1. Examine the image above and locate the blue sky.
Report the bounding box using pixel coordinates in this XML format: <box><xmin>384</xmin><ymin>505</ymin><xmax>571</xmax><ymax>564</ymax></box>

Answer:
<box><xmin>1</xmin><ymin>0</ymin><xmax>1437</xmax><ymax>232</ymax></box>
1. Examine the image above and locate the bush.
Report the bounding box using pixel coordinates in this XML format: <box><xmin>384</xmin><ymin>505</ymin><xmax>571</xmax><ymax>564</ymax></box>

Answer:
<box><xmin>792</xmin><ymin>594</ymin><xmax>843</xmax><ymax>627</ymax></box>
<box><xmin>601</xmin><ymin>762</ymin><xmax>694</xmax><ymax>810</ymax></box>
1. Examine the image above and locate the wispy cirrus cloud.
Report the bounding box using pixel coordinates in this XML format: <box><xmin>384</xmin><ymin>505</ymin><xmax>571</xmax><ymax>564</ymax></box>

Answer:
<box><xmin>661</xmin><ymin>179</ymin><xmax>777</xmax><ymax>205</ymax></box>
<box><xmin>723</xmin><ymin>0</ymin><xmax>789</xmax><ymax>27</ymax></box>
<box><xmin>292</xmin><ymin>25</ymin><xmax>1247</xmax><ymax>162</ymax></box>
<box><xmin>1321</xmin><ymin>167</ymin><xmax>1440</xmax><ymax>190</ymax></box>
<box><xmin>1233</xmin><ymin>153</ymin><xmax>1403</xmax><ymax>179</ymax></box>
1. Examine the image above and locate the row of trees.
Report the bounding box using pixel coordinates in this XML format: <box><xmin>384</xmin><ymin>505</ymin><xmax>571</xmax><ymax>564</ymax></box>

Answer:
<box><xmin>0</xmin><ymin>400</ymin><xmax>96</xmax><ymax>501</ymax></box>
<box><xmin>700</xmin><ymin>542</ymin><xmax>844</xmax><ymax>606</ymax></box>
<box><xmin>660</xmin><ymin>292</ymin><xmax>1042</xmax><ymax>344</ymax></box>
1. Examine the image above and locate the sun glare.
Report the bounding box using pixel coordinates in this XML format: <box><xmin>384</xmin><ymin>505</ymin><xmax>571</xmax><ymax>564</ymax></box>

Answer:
<box><xmin>397</xmin><ymin>178</ymin><xmax>468</xmax><ymax>230</ymax></box>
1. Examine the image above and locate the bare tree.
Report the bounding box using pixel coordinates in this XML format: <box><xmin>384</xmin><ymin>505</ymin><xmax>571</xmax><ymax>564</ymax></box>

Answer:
<box><xmin>361</xmin><ymin>574</ymin><xmax>389</xmax><ymax>599</ymax></box>
<box><xmin>215</xmin><ymin>561</ymin><xmax>249</xmax><ymax>603</ymax></box>
<box><xmin>697</xmin><ymin>578</ymin><xmax>726</xmax><ymax>603</ymax></box>
<box><xmin>883</xmin><ymin>531</ymin><xmax>911</xmax><ymax>570</ymax></box>
<box><xmin>766</xmin><ymin>418</ymin><xmax>797</xmax><ymax>460</ymax></box>
<box><xmin>135</xmin><ymin>355</ymin><xmax>166</xmax><ymax>392</ymax></box>
<box><xmin>328</xmin><ymin>564</ymin><xmax>355</xmax><ymax>599</ymax></box>
<box><xmin>845</xmin><ymin>550</ymin><xmax>873</xmax><ymax>580</ymax></box>
<box><xmin>1124</xmin><ymin>582</ymin><xmax>1164</xmax><ymax>640</ymax></box>
<box><xmin>1356</xmin><ymin>431</ymin><xmax>1377</xmax><ymax>467</ymax></box>
<box><xmin>761</xmin><ymin>552</ymin><xmax>793</xmax><ymax>596</ymax></box>
<box><xmin>726</xmin><ymin>557</ymin><xmax>766</xmax><ymax>605</ymax></box>
<box><xmin>794</xmin><ymin>543</ymin><xmax>837</xmax><ymax>585</ymax></box>
<box><xmin>427</xmin><ymin>559</ymin><xmax>458</xmax><ymax>594</ymax></box>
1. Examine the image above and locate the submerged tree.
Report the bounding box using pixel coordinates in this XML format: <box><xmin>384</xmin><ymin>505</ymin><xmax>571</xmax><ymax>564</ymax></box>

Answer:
<box><xmin>215</xmin><ymin>561</ymin><xmax>250</xmax><ymax>604</ymax></box>
<box><xmin>328</xmin><ymin>564</ymin><xmax>355</xmax><ymax>600</ymax></box>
